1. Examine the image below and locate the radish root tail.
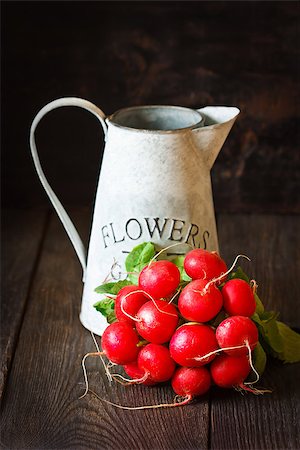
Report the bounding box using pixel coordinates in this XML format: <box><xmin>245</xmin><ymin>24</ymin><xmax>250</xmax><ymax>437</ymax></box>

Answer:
<box><xmin>109</xmin><ymin>371</ymin><xmax>149</xmax><ymax>385</ymax></box>
<box><xmin>120</xmin><ymin>295</ymin><xmax>142</xmax><ymax>322</ymax></box>
<box><xmin>250</xmin><ymin>279</ymin><xmax>258</xmax><ymax>294</ymax></box>
<box><xmin>79</xmin><ymin>351</ymin><xmax>105</xmax><ymax>399</ymax></box>
<box><xmin>203</xmin><ymin>254</ymin><xmax>251</xmax><ymax>294</ymax></box>
<box><xmin>244</xmin><ymin>340</ymin><xmax>260</xmax><ymax>386</ymax></box>
<box><xmin>148</xmin><ymin>242</ymin><xmax>194</xmax><ymax>268</ymax></box>
<box><xmin>168</xmin><ymin>289</ymin><xmax>180</xmax><ymax>304</ymax></box>
<box><xmin>122</xmin><ymin>289</ymin><xmax>178</xmax><ymax>318</ymax></box>
<box><xmin>193</xmin><ymin>343</ymin><xmax>247</xmax><ymax>362</ymax></box>
<box><xmin>239</xmin><ymin>384</ymin><xmax>272</xmax><ymax>395</ymax></box>
<box><xmin>88</xmin><ymin>389</ymin><xmax>192</xmax><ymax>410</ymax></box>
<box><xmin>91</xmin><ymin>332</ymin><xmax>113</xmax><ymax>383</ymax></box>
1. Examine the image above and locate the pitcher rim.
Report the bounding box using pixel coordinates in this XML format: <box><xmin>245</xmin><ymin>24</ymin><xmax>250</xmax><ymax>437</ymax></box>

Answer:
<box><xmin>107</xmin><ymin>104</ymin><xmax>204</xmax><ymax>133</ymax></box>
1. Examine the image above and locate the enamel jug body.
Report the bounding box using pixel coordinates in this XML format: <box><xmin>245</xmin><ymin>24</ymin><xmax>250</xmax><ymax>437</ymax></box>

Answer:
<box><xmin>30</xmin><ymin>99</ymin><xmax>239</xmax><ymax>335</ymax></box>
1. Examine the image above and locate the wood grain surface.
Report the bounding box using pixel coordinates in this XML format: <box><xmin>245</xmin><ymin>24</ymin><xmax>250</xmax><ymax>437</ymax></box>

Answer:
<box><xmin>218</xmin><ymin>214</ymin><xmax>300</xmax><ymax>327</ymax></box>
<box><xmin>1</xmin><ymin>209</ymin><xmax>299</xmax><ymax>449</ymax></box>
<box><xmin>213</xmin><ymin>214</ymin><xmax>300</xmax><ymax>450</ymax></box>
<box><xmin>0</xmin><ymin>210</ymin><xmax>48</xmax><ymax>399</ymax></box>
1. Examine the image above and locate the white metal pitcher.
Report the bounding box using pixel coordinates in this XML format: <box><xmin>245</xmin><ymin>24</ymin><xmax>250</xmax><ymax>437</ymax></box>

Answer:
<box><xmin>30</xmin><ymin>98</ymin><xmax>239</xmax><ymax>335</ymax></box>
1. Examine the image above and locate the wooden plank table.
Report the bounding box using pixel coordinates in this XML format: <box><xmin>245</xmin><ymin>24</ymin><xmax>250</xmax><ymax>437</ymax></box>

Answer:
<box><xmin>1</xmin><ymin>209</ymin><xmax>299</xmax><ymax>450</ymax></box>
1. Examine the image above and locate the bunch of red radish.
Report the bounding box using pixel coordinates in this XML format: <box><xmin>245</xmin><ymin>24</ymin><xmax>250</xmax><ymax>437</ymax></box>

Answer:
<box><xmin>100</xmin><ymin>249</ymin><xmax>260</xmax><ymax>406</ymax></box>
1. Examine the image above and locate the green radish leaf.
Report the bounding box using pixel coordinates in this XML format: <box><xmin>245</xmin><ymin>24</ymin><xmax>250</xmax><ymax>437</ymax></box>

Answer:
<box><xmin>172</xmin><ymin>255</ymin><xmax>191</xmax><ymax>282</ymax></box>
<box><xmin>125</xmin><ymin>242</ymin><xmax>156</xmax><ymax>284</ymax></box>
<box><xmin>125</xmin><ymin>241</ymin><xmax>156</xmax><ymax>271</ymax></box>
<box><xmin>273</xmin><ymin>321</ymin><xmax>300</xmax><ymax>363</ymax></box>
<box><xmin>128</xmin><ymin>270</ymin><xmax>144</xmax><ymax>285</ymax></box>
<box><xmin>260</xmin><ymin>310</ymin><xmax>279</xmax><ymax>322</ymax></box>
<box><xmin>94</xmin><ymin>279</ymin><xmax>133</xmax><ymax>295</ymax></box>
<box><xmin>251</xmin><ymin>312</ymin><xmax>260</xmax><ymax>324</ymax></box>
<box><xmin>93</xmin><ymin>298</ymin><xmax>116</xmax><ymax>324</ymax></box>
<box><xmin>227</xmin><ymin>266</ymin><xmax>250</xmax><ymax>283</ymax></box>
<box><xmin>252</xmin><ymin>312</ymin><xmax>284</xmax><ymax>354</ymax></box>
<box><xmin>252</xmin><ymin>341</ymin><xmax>267</xmax><ymax>376</ymax></box>
<box><xmin>254</xmin><ymin>293</ymin><xmax>265</xmax><ymax>316</ymax></box>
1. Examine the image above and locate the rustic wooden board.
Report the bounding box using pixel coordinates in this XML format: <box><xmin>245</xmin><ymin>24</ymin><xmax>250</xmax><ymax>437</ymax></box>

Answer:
<box><xmin>210</xmin><ymin>214</ymin><xmax>300</xmax><ymax>450</ymax></box>
<box><xmin>0</xmin><ymin>209</ymin><xmax>209</xmax><ymax>449</ymax></box>
<box><xmin>218</xmin><ymin>214</ymin><xmax>300</xmax><ymax>327</ymax></box>
<box><xmin>1</xmin><ymin>211</ymin><xmax>299</xmax><ymax>449</ymax></box>
<box><xmin>0</xmin><ymin>209</ymin><xmax>48</xmax><ymax>399</ymax></box>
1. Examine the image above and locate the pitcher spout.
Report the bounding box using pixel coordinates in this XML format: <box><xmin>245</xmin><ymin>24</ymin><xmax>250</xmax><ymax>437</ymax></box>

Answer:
<box><xmin>192</xmin><ymin>106</ymin><xmax>240</xmax><ymax>168</ymax></box>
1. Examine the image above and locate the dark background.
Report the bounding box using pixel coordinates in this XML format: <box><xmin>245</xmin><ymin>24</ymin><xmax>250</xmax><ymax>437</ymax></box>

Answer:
<box><xmin>2</xmin><ymin>1</ymin><xmax>299</xmax><ymax>213</ymax></box>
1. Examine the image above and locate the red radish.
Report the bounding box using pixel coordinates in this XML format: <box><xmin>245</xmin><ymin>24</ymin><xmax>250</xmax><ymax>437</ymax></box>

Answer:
<box><xmin>222</xmin><ymin>279</ymin><xmax>256</xmax><ymax>317</ymax></box>
<box><xmin>171</xmin><ymin>366</ymin><xmax>211</xmax><ymax>397</ymax></box>
<box><xmin>101</xmin><ymin>322</ymin><xmax>139</xmax><ymax>364</ymax></box>
<box><xmin>115</xmin><ymin>286</ymin><xmax>148</xmax><ymax>324</ymax></box>
<box><xmin>178</xmin><ymin>279</ymin><xmax>223</xmax><ymax>322</ymax></box>
<box><xmin>136</xmin><ymin>299</ymin><xmax>178</xmax><ymax>344</ymax></box>
<box><xmin>216</xmin><ymin>316</ymin><xmax>259</xmax><ymax>356</ymax></box>
<box><xmin>138</xmin><ymin>343</ymin><xmax>176</xmax><ymax>382</ymax></box>
<box><xmin>169</xmin><ymin>323</ymin><xmax>219</xmax><ymax>367</ymax></box>
<box><xmin>123</xmin><ymin>361</ymin><xmax>156</xmax><ymax>386</ymax></box>
<box><xmin>184</xmin><ymin>249</ymin><xmax>227</xmax><ymax>282</ymax></box>
<box><xmin>210</xmin><ymin>353</ymin><xmax>251</xmax><ymax>388</ymax></box>
<box><xmin>139</xmin><ymin>260</ymin><xmax>180</xmax><ymax>299</ymax></box>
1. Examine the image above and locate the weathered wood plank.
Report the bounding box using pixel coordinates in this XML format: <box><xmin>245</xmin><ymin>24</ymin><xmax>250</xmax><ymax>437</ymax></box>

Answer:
<box><xmin>0</xmin><ymin>209</ymin><xmax>209</xmax><ymax>450</ymax></box>
<box><xmin>2</xmin><ymin>212</ymin><xmax>299</xmax><ymax>449</ymax></box>
<box><xmin>218</xmin><ymin>214</ymin><xmax>300</xmax><ymax>326</ymax></box>
<box><xmin>0</xmin><ymin>209</ymin><xmax>48</xmax><ymax>399</ymax></box>
<box><xmin>210</xmin><ymin>214</ymin><xmax>300</xmax><ymax>450</ymax></box>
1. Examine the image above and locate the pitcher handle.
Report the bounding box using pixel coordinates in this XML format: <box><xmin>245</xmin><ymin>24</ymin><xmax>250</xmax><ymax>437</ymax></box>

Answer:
<box><xmin>29</xmin><ymin>97</ymin><xmax>107</xmax><ymax>280</ymax></box>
